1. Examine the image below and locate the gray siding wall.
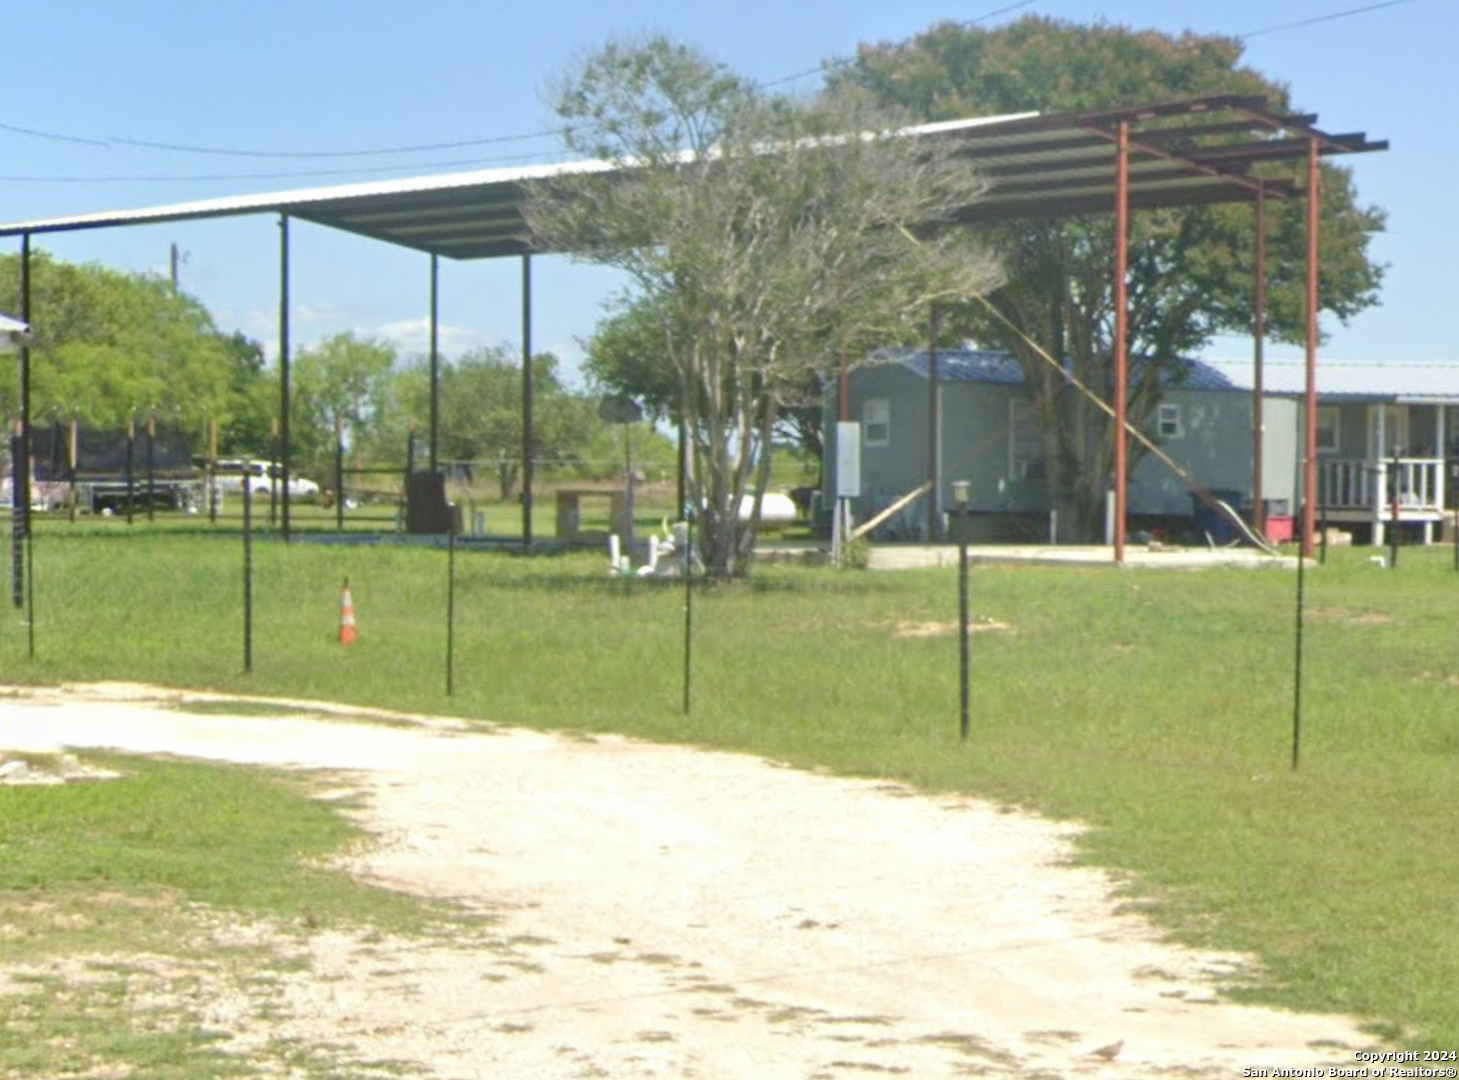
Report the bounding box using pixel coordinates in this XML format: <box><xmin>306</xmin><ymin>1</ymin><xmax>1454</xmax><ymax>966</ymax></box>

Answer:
<box><xmin>824</xmin><ymin>362</ymin><xmax>934</xmax><ymax>523</ymax></box>
<box><xmin>827</xmin><ymin>366</ymin><xmax>1304</xmax><ymax>525</ymax></box>
<box><xmin>938</xmin><ymin>382</ymin><xmax>1048</xmax><ymax>513</ymax></box>
<box><xmin>1127</xmin><ymin>391</ymin><xmax>1297</xmax><ymax>516</ymax></box>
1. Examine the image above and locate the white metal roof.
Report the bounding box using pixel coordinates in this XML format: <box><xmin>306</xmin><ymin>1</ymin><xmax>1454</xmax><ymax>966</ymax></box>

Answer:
<box><xmin>1199</xmin><ymin>358</ymin><xmax>1459</xmax><ymax>402</ymax></box>
<box><xmin>0</xmin><ymin>96</ymin><xmax>1385</xmax><ymax>261</ymax></box>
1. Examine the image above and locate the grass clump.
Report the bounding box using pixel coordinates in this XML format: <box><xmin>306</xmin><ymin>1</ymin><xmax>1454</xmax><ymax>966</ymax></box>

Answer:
<box><xmin>0</xmin><ymin>752</ymin><xmax>465</xmax><ymax>1078</ymax></box>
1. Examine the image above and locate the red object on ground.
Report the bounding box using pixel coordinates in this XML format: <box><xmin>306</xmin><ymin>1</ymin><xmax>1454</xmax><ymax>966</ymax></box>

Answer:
<box><xmin>1264</xmin><ymin>515</ymin><xmax>1294</xmax><ymax>544</ymax></box>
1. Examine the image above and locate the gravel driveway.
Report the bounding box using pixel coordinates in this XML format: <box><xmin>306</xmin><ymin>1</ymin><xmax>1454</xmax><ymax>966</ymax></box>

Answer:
<box><xmin>1</xmin><ymin>682</ymin><xmax>1373</xmax><ymax>1078</ymax></box>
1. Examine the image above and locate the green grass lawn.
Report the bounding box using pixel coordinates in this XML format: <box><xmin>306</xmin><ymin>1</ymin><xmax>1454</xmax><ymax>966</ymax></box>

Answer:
<box><xmin>4</xmin><ymin>519</ymin><xmax>1459</xmax><ymax>1049</ymax></box>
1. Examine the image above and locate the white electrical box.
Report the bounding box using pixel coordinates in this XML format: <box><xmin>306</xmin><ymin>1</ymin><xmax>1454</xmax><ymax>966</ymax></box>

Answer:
<box><xmin>836</xmin><ymin>422</ymin><xmax>861</xmax><ymax>498</ymax></box>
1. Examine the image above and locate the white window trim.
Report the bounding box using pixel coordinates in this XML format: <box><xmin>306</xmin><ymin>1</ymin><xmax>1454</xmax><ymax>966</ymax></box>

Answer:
<box><xmin>1316</xmin><ymin>405</ymin><xmax>1341</xmax><ymax>454</ymax></box>
<box><xmin>1157</xmin><ymin>402</ymin><xmax>1183</xmax><ymax>439</ymax></box>
<box><xmin>862</xmin><ymin>398</ymin><xmax>890</xmax><ymax>447</ymax></box>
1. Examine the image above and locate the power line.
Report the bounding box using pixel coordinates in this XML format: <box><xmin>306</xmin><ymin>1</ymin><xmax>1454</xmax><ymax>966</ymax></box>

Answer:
<box><xmin>0</xmin><ymin>119</ymin><xmax>569</xmax><ymax>160</ymax></box>
<box><xmin>1238</xmin><ymin>0</ymin><xmax>1421</xmax><ymax>40</ymax></box>
<box><xmin>0</xmin><ymin>150</ymin><xmax>578</xmax><ymax>186</ymax></box>
<box><xmin>0</xmin><ymin>0</ymin><xmax>1414</xmax><ymax>185</ymax></box>
<box><xmin>761</xmin><ymin>0</ymin><xmax>1039</xmax><ymax>88</ymax></box>
<box><xmin>0</xmin><ymin>121</ymin><xmax>106</xmax><ymax>147</ymax></box>
<box><xmin>111</xmin><ymin>127</ymin><xmax>571</xmax><ymax>159</ymax></box>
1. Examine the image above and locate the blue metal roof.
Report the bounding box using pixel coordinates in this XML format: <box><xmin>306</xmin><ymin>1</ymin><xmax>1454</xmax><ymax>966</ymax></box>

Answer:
<box><xmin>887</xmin><ymin>347</ymin><xmax>1238</xmax><ymax>390</ymax></box>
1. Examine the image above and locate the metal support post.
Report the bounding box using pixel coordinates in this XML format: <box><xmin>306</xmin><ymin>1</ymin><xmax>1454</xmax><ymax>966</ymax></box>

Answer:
<box><xmin>279</xmin><ymin>214</ymin><xmax>292</xmax><ymax>542</ymax></box>
<box><xmin>1113</xmin><ymin>119</ymin><xmax>1130</xmax><ymax>566</ymax></box>
<box><xmin>242</xmin><ymin>469</ymin><xmax>253</xmax><ymax>674</ymax></box>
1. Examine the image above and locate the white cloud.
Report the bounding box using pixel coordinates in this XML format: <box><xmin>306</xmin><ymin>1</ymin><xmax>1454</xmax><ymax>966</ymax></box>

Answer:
<box><xmin>374</xmin><ymin>317</ymin><xmax>492</xmax><ymax>360</ymax></box>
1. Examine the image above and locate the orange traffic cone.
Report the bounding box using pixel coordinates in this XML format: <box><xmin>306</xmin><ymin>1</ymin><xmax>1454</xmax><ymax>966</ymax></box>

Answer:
<box><xmin>338</xmin><ymin>578</ymin><xmax>357</xmax><ymax>645</ymax></box>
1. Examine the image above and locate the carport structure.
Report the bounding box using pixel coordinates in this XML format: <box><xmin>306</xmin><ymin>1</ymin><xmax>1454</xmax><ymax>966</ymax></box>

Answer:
<box><xmin>4</xmin><ymin>92</ymin><xmax>1385</xmax><ymax>593</ymax></box>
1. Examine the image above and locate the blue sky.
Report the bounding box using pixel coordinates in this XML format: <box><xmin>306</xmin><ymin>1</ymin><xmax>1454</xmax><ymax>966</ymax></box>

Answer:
<box><xmin>1</xmin><ymin>0</ymin><xmax>1446</xmax><ymax>385</ymax></box>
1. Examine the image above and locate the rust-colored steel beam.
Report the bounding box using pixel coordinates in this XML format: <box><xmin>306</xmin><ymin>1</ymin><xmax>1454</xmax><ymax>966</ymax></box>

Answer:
<box><xmin>839</xmin><ymin>352</ymin><xmax>849</xmax><ymax>423</ymax></box>
<box><xmin>1303</xmin><ymin>138</ymin><xmax>1321</xmax><ymax>559</ymax></box>
<box><xmin>1114</xmin><ymin>120</ymin><xmax>1130</xmax><ymax>566</ymax></box>
<box><xmin>1253</xmin><ymin>184</ymin><xmax>1267</xmax><ymax>540</ymax></box>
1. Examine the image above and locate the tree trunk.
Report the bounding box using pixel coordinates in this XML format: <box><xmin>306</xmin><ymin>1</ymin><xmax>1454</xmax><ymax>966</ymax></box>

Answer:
<box><xmin>497</xmin><ymin>461</ymin><xmax>519</xmax><ymax>502</ymax></box>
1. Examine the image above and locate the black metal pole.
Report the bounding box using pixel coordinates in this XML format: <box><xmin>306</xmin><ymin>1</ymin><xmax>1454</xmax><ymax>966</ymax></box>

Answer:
<box><xmin>208</xmin><ymin>419</ymin><xmax>218</xmax><ymax>525</ymax></box>
<box><xmin>959</xmin><ymin>534</ymin><xmax>969</xmax><ymax>741</ymax></box>
<box><xmin>68</xmin><ymin>417</ymin><xmax>77</xmax><ymax>526</ymax></box>
<box><xmin>279</xmin><ymin>214</ymin><xmax>292</xmax><ymax>542</ymax></box>
<box><xmin>243</xmin><ymin>468</ymin><xmax>253</xmax><ymax>674</ymax></box>
<box><xmin>17</xmin><ymin>234</ymin><xmax>32</xmax><ymax>614</ymax></box>
<box><xmin>926</xmin><ymin>304</ymin><xmax>941</xmax><ymax>542</ymax></box>
<box><xmin>429</xmin><ymin>254</ymin><xmax>440</xmax><ymax>475</ymax></box>
<box><xmin>683</xmin><ymin>512</ymin><xmax>693</xmax><ymax>716</ymax></box>
<box><xmin>1292</xmin><ymin>500</ymin><xmax>1305</xmax><ymax>772</ymax></box>
<box><xmin>25</xmin><ymin>489</ymin><xmax>34</xmax><ymax>660</ymax></box>
<box><xmin>9</xmin><ymin>427</ymin><xmax>24</xmax><ymax>612</ymax></box>
<box><xmin>269</xmin><ymin>422</ymin><xmax>279</xmax><ymax>530</ymax></box>
<box><xmin>145</xmin><ymin>416</ymin><xmax>156</xmax><ymax>523</ymax></box>
<box><xmin>125</xmin><ymin>419</ymin><xmax>135</xmax><ymax>526</ymax></box>
<box><xmin>521</xmin><ymin>253</ymin><xmax>534</xmax><ymax>552</ymax></box>
<box><xmin>446</xmin><ymin>531</ymin><xmax>456</xmax><ymax>696</ymax></box>
<box><xmin>335</xmin><ymin>417</ymin><xmax>345</xmax><ymax>532</ymax></box>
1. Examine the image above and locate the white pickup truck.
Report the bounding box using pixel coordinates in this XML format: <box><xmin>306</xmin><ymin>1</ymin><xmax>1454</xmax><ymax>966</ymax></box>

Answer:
<box><xmin>213</xmin><ymin>459</ymin><xmax>320</xmax><ymax>501</ymax></box>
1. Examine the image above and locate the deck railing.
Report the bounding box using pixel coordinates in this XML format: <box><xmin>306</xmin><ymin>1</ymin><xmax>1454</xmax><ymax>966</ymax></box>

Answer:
<box><xmin>1319</xmin><ymin>457</ymin><xmax>1444</xmax><ymax>515</ymax></box>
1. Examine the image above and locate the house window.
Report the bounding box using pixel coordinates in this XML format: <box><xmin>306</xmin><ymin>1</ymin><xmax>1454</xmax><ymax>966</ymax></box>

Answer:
<box><xmin>1316</xmin><ymin>406</ymin><xmax>1340</xmax><ymax>453</ymax></box>
<box><xmin>1008</xmin><ymin>398</ymin><xmax>1045</xmax><ymax>480</ymax></box>
<box><xmin>1157</xmin><ymin>403</ymin><xmax>1183</xmax><ymax>439</ymax></box>
<box><xmin>863</xmin><ymin>398</ymin><xmax>890</xmax><ymax>447</ymax></box>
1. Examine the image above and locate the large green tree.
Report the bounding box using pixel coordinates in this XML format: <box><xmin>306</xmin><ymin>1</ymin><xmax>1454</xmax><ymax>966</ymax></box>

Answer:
<box><xmin>2</xmin><ymin>252</ymin><xmax>267</xmax><ymax>448</ymax></box>
<box><xmin>528</xmin><ymin>36</ymin><xmax>1001</xmax><ymax>576</ymax></box>
<box><xmin>840</xmin><ymin>16</ymin><xmax>1385</xmax><ymax>538</ymax></box>
<box><xmin>291</xmin><ymin>332</ymin><xmax>397</xmax><ymax>469</ymax></box>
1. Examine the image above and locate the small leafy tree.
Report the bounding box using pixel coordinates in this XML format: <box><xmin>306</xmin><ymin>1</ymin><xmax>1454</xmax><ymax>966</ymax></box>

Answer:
<box><xmin>528</xmin><ymin>36</ymin><xmax>1001</xmax><ymax>576</ymax></box>
<box><xmin>389</xmin><ymin>345</ymin><xmax>606</xmax><ymax>500</ymax></box>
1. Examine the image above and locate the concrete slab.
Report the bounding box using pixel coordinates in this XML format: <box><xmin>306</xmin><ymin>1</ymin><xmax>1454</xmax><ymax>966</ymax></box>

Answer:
<box><xmin>863</xmin><ymin>544</ymin><xmax>1298</xmax><ymax>571</ymax></box>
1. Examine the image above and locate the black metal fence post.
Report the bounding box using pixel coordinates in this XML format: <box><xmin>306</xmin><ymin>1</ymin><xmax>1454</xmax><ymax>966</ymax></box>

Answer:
<box><xmin>145</xmin><ymin>416</ymin><xmax>156</xmax><ymax>523</ymax></box>
<box><xmin>125</xmin><ymin>419</ymin><xmax>135</xmax><ymax>525</ymax></box>
<box><xmin>208</xmin><ymin>418</ymin><xmax>218</xmax><ymax>526</ymax></box>
<box><xmin>269</xmin><ymin>421</ymin><xmax>279</xmax><ymax>530</ymax></box>
<box><xmin>1292</xmin><ymin>498</ymin><xmax>1306</xmax><ymax>772</ymax></box>
<box><xmin>68</xmin><ymin>417</ymin><xmax>77</xmax><ymax>525</ymax></box>
<box><xmin>446</xmin><ymin>531</ymin><xmax>456</xmax><ymax>696</ymax></box>
<box><xmin>242</xmin><ymin>468</ymin><xmax>253</xmax><ymax>674</ymax></box>
<box><xmin>682</xmin><ymin>512</ymin><xmax>693</xmax><ymax>716</ymax></box>
<box><xmin>959</xmin><ymin>531</ymin><xmax>970</xmax><ymax>741</ymax></box>
<box><xmin>335</xmin><ymin>417</ymin><xmax>345</xmax><ymax>532</ymax></box>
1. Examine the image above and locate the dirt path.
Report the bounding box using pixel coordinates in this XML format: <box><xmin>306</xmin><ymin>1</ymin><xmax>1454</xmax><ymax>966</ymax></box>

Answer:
<box><xmin>1</xmin><ymin>682</ymin><xmax>1373</xmax><ymax>1078</ymax></box>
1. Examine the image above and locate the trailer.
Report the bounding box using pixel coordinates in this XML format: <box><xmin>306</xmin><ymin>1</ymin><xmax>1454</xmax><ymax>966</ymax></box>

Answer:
<box><xmin>26</xmin><ymin>422</ymin><xmax>208</xmax><ymax>516</ymax></box>
<box><xmin>73</xmin><ymin>473</ymin><xmax>207</xmax><ymax>515</ymax></box>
